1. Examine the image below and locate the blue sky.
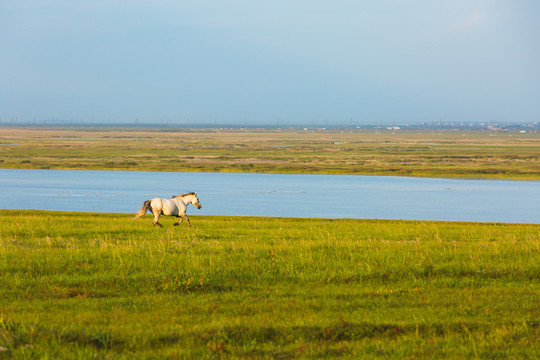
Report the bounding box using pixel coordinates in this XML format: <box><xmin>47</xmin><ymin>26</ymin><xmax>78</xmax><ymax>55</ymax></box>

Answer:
<box><xmin>1</xmin><ymin>1</ymin><xmax>538</xmax><ymax>125</ymax></box>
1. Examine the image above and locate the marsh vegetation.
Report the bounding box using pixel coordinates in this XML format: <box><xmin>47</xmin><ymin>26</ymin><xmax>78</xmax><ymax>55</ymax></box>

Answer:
<box><xmin>1</xmin><ymin>127</ymin><xmax>538</xmax><ymax>179</ymax></box>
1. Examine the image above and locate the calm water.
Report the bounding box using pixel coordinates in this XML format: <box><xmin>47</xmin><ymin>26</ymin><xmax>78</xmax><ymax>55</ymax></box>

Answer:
<box><xmin>0</xmin><ymin>169</ymin><xmax>538</xmax><ymax>223</ymax></box>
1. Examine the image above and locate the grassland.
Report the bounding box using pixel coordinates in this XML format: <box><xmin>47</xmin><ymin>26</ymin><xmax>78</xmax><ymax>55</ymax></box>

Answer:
<box><xmin>0</xmin><ymin>127</ymin><xmax>539</xmax><ymax>179</ymax></box>
<box><xmin>1</xmin><ymin>126</ymin><xmax>538</xmax><ymax>358</ymax></box>
<box><xmin>0</xmin><ymin>210</ymin><xmax>538</xmax><ymax>358</ymax></box>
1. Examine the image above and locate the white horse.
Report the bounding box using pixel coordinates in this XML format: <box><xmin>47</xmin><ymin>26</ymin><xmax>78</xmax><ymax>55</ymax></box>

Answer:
<box><xmin>133</xmin><ymin>192</ymin><xmax>202</xmax><ymax>228</ymax></box>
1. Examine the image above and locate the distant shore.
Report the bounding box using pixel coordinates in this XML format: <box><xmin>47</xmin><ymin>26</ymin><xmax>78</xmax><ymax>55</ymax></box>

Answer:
<box><xmin>1</xmin><ymin>126</ymin><xmax>538</xmax><ymax>179</ymax></box>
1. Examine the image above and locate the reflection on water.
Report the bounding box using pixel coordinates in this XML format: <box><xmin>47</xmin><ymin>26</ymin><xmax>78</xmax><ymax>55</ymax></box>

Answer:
<box><xmin>0</xmin><ymin>169</ymin><xmax>538</xmax><ymax>223</ymax></box>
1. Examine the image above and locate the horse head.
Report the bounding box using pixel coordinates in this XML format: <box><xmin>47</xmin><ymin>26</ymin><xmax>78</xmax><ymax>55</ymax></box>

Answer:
<box><xmin>191</xmin><ymin>193</ymin><xmax>202</xmax><ymax>209</ymax></box>
<box><xmin>173</xmin><ymin>192</ymin><xmax>202</xmax><ymax>209</ymax></box>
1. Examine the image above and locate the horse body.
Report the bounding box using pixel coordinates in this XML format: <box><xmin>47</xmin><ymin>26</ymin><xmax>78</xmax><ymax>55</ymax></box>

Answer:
<box><xmin>133</xmin><ymin>192</ymin><xmax>202</xmax><ymax>228</ymax></box>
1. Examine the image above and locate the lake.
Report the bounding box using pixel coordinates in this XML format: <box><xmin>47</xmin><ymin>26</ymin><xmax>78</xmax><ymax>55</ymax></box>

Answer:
<box><xmin>0</xmin><ymin>169</ymin><xmax>538</xmax><ymax>223</ymax></box>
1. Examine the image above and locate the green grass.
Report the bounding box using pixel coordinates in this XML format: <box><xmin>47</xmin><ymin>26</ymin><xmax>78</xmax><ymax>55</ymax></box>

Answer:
<box><xmin>0</xmin><ymin>210</ymin><xmax>538</xmax><ymax>358</ymax></box>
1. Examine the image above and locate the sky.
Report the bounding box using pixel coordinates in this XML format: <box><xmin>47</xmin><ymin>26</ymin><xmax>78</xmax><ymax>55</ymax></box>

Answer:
<box><xmin>1</xmin><ymin>1</ymin><xmax>539</xmax><ymax>125</ymax></box>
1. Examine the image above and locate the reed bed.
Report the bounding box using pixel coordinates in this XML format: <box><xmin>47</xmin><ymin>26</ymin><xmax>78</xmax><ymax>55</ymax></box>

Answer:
<box><xmin>1</xmin><ymin>127</ymin><xmax>539</xmax><ymax>179</ymax></box>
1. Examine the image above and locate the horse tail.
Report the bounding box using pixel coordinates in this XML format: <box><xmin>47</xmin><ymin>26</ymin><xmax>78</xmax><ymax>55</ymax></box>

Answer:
<box><xmin>133</xmin><ymin>200</ymin><xmax>152</xmax><ymax>220</ymax></box>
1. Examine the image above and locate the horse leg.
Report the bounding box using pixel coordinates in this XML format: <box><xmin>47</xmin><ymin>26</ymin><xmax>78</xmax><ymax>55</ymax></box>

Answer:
<box><xmin>152</xmin><ymin>211</ymin><xmax>164</xmax><ymax>228</ymax></box>
<box><xmin>181</xmin><ymin>214</ymin><xmax>191</xmax><ymax>228</ymax></box>
<box><xmin>173</xmin><ymin>217</ymin><xmax>183</xmax><ymax>226</ymax></box>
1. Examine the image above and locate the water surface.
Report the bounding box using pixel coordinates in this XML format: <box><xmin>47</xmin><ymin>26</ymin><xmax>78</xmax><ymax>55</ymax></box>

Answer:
<box><xmin>0</xmin><ymin>169</ymin><xmax>538</xmax><ymax>223</ymax></box>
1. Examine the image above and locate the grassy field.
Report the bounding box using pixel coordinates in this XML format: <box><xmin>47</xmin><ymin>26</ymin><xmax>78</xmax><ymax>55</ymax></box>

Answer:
<box><xmin>1</xmin><ymin>127</ymin><xmax>539</xmax><ymax>179</ymax></box>
<box><xmin>0</xmin><ymin>210</ymin><xmax>538</xmax><ymax>358</ymax></box>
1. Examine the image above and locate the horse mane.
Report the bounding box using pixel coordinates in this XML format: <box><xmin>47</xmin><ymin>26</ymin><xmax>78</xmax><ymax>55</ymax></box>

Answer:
<box><xmin>172</xmin><ymin>192</ymin><xmax>196</xmax><ymax>199</ymax></box>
